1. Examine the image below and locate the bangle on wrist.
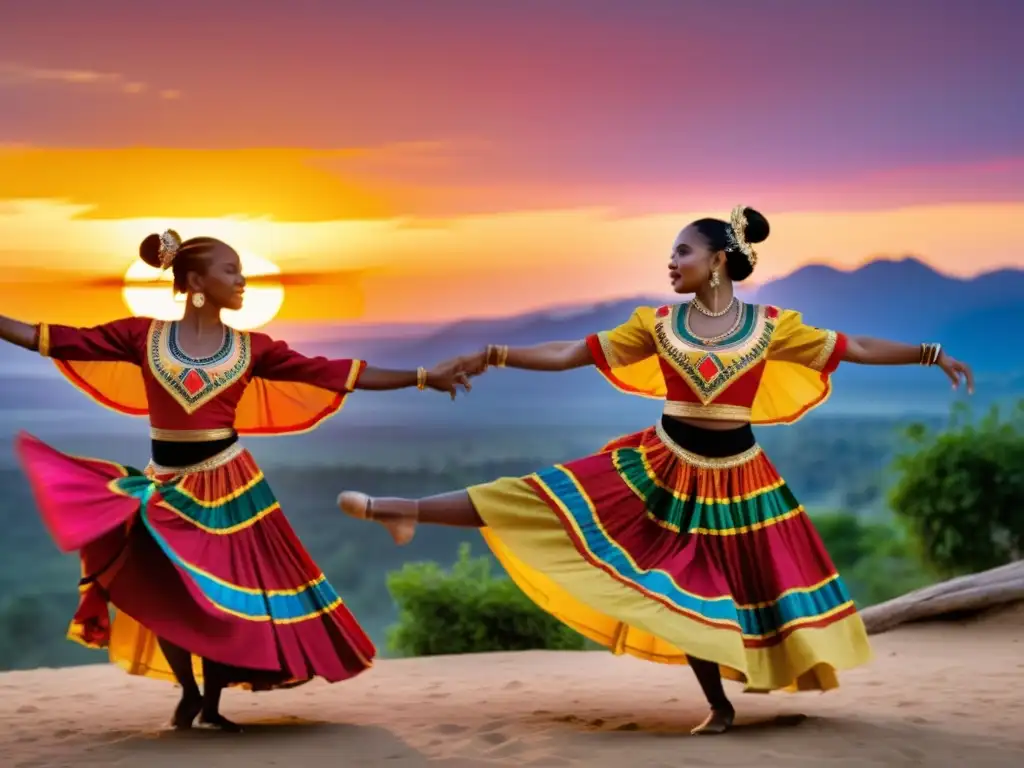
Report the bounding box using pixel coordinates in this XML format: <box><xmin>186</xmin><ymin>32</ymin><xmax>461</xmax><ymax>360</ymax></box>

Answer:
<box><xmin>416</xmin><ymin>366</ymin><xmax>428</xmax><ymax>390</ymax></box>
<box><xmin>487</xmin><ymin>344</ymin><xmax>509</xmax><ymax>368</ymax></box>
<box><xmin>919</xmin><ymin>342</ymin><xmax>941</xmax><ymax>366</ymax></box>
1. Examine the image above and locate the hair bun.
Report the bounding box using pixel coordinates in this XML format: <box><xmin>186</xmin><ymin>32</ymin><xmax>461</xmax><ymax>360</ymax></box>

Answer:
<box><xmin>742</xmin><ymin>207</ymin><xmax>770</xmax><ymax>244</ymax></box>
<box><xmin>139</xmin><ymin>233</ymin><xmax>163</xmax><ymax>268</ymax></box>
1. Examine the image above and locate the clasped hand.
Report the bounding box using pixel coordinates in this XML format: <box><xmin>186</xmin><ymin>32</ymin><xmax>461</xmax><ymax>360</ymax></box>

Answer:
<box><xmin>425</xmin><ymin>348</ymin><xmax>492</xmax><ymax>400</ymax></box>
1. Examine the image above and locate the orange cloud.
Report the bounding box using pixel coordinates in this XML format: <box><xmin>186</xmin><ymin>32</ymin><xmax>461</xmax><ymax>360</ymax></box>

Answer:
<box><xmin>0</xmin><ymin>147</ymin><xmax>409</xmax><ymax>221</ymax></box>
<box><xmin>3</xmin><ymin>198</ymin><xmax>1024</xmax><ymax>327</ymax></box>
<box><xmin>4</xmin><ymin>146</ymin><xmax>1024</xmax><ymax>226</ymax></box>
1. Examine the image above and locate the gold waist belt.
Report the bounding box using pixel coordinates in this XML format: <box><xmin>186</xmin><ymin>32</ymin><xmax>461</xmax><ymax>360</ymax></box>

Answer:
<box><xmin>653</xmin><ymin>420</ymin><xmax>761</xmax><ymax>469</ymax></box>
<box><xmin>663</xmin><ymin>401</ymin><xmax>752</xmax><ymax>421</ymax></box>
<box><xmin>147</xmin><ymin>442</ymin><xmax>245</xmax><ymax>477</ymax></box>
<box><xmin>149</xmin><ymin>426</ymin><xmax>237</xmax><ymax>442</ymax></box>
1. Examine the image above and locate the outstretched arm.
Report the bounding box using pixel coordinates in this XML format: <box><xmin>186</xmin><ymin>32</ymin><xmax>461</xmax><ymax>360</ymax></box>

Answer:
<box><xmin>356</xmin><ymin>365</ymin><xmax>470</xmax><ymax>395</ymax></box>
<box><xmin>443</xmin><ymin>340</ymin><xmax>594</xmax><ymax>377</ymax></box>
<box><xmin>768</xmin><ymin>309</ymin><xmax>974</xmax><ymax>393</ymax></box>
<box><xmin>842</xmin><ymin>337</ymin><xmax>922</xmax><ymax>365</ymax></box>
<box><xmin>843</xmin><ymin>336</ymin><xmax>974</xmax><ymax>392</ymax></box>
<box><xmin>0</xmin><ymin>316</ymin><xmax>42</xmax><ymax>351</ymax></box>
<box><xmin>251</xmin><ymin>335</ymin><xmax>470</xmax><ymax>398</ymax></box>
<box><xmin>498</xmin><ymin>340</ymin><xmax>594</xmax><ymax>372</ymax></box>
<box><xmin>0</xmin><ymin>315</ymin><xmax>143</xmax><ymax>362</ymax></box>
<box><xmin>451</xmin><ymin>306</ymin><xmax>660</xmax><ymax>377</ymax></box>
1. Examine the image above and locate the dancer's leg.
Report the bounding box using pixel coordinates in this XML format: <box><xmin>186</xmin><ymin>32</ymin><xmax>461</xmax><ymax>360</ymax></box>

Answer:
<box><xmin>156</xmin><ymin>636</ymin><xmax>203</xmax><ymax>729</ymax></box>
<box><xmin>199</xmin><ymin>658</ymin><xmax>244</xmax><ymax>732</ymax></box>
<box><xmin>340</xmin><ymin>489</ymin><xmax>737</xmax><ymax>733</ymax></box>
<box><xmin>337</xmin><ymin>490</ymin><xmax>483</xmax><ymax>545</ymax></box>
<box><xmin>687</xmin><ymin>656</ymin><xmax>735</xmax><ymax>735</ymax></box>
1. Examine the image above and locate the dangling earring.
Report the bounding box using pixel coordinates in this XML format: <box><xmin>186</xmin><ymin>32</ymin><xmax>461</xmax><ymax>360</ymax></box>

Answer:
<box><xmin>709</xmin><ymin>269</ymin><xmax>721</xmax><ymax>311</ymax></box>
<box><xmin>191</xmin><ymin>292</ymin><xmax>206</xmax><ymax>308</ymax></box>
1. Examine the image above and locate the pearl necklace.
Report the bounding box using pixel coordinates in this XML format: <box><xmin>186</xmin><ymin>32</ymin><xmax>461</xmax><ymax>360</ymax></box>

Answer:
<box><xmin>684</xmin><ymin>301</ymin><xmax>744</xmax><ymax>346</ymax></box>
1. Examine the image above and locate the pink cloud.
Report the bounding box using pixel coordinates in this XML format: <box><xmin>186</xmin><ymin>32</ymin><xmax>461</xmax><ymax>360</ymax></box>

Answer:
<box><xmin>0</xmin><ymin>61</ymin><xmax>179</xmax><ymax>98</ymax></box>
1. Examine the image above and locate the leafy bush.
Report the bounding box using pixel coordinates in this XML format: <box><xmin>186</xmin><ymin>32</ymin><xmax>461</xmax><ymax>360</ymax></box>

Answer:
<box><xmin>385</xmin><ymin>543</ymin><xmax>586</xmax><ymax>656</ymax></box>
<box><xmin>812</xmin><ymin>510</ymin><xmax>931</xmax><ymax>606</ymax></box>
<box><xmin>889</xmin><ymin>401</ymin><xmax>1024</xmax><ymax>577</ymax></box>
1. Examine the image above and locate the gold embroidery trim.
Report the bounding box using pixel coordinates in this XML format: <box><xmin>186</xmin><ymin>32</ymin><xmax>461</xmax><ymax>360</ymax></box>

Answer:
<box><xmin>146</xmin><ymin>320</ymin><xmax>252</xmax><ymax>415</ymax></box>
<box><xmin>653</xmin><ymin>304</ymin><xmax>774</xmax><ymax>405</ymax></box>
<box><xmin>37</xmin><ymin>323</ymin><xmax>51</xmax><ymax>357</ymax></box>
<box><xmin>662</xmin><ymin>401</ymin><xmax>752</xmax><ymax>421</ymax></box>
<box><xmin>654</xmin><ymin>419</ymin><xmax>762</xmax><ymax>469</ymax></box>
<box><xmin>809</xmin><ymin>330</ymin><xmax>838</xmax><ymax>372</ymax></box>
<box><xmin>149</xmin><ymin>427</ymin><xmax>237</xmax><ymax>442</ymax></box>
<box><xmin>146</xmin><ymin>442</ymin><xmax>245</xmax><ymax>478</ymax></box>
<box><xmin>344</xmin><ymin>360</ymin><xmax>364</xmax><ymax>391</ymax></box>
<box><xmin>597</xmin><ymin>331</ymin><xmax>621</xmax><ymax>368</ymax></box>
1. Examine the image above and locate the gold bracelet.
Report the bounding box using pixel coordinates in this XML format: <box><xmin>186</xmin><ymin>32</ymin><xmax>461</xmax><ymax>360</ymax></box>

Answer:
<box><xmin>920</xmin><ymin>343</ymin><xmax>941</xmax><ymax>366</ymax></box>
<box><xmin>416</xmin><ymin>366</ymin><xmax>428</xmax><ymax>390</ymax></box>
<box><xmin>485</xmin><ymin>344</ymin><xmax>509</xmax><ymax>367</ymax></box>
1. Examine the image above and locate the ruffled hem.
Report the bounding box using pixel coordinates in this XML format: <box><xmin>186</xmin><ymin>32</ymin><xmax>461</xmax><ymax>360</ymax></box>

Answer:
<box><xmin>16</xmin><ymin>432</ymin><xmax>375</xmax><ymax>688</ymax></box>
<box><xmin>466</xmin><ymin>426</ymin><xmax>873</xmax><ymax>693</ymax></box>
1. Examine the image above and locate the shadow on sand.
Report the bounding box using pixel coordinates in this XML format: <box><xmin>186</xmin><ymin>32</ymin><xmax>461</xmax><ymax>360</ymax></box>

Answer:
<box><xmin>44</xmin><ymin>717</ymin><xmax>481</xmax><ymax>768</ymax></box>
<box><xmin>530</xmin><ymin>709</ymin><xmax>1023</xmax><ymax>766</ymax></box>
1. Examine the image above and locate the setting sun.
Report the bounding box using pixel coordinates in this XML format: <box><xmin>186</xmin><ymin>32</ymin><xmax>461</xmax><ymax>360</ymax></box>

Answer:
<box><xmin>121</xmin><ymin>251</ymin><xmax>285</xmax><ymax>330</ymax></box>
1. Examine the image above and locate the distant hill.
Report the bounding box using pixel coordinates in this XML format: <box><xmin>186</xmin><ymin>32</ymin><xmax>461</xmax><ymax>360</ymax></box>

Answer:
<box><xmin>298</xmin><ymin>257</ymin><xmax>1024</xmax><ymax>373</ymax></box>
<box><xmin>751</xmin><ymin>258</ymin><xmax>1024</xmax><ymax>342</ymax></box>
<box><xmin>1</xmin><ymin>257</ymin><xmax>1021</xmax><ymax>429</ymax></box>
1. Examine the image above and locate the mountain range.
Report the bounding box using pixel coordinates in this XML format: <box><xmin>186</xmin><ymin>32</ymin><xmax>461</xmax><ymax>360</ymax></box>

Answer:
<box><xmin>1</xmin><ymin>257</ymin><xmax>1022</xmax><ymax>432</ymax></box>
<box><xmin>298</xmin><ymin>257</ymin><xmax>1024</xmax><ymax>373</ymax></box>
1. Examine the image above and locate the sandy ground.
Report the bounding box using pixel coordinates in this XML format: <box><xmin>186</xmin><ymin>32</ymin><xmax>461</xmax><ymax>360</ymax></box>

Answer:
<box><xmin>2</xmin><ymin>605</ymin><xmax>1023</xmax><ymax>768</ymax></box>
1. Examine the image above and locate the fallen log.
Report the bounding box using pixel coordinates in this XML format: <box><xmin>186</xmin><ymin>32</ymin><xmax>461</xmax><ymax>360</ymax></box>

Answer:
<box><xmin>860</xmin><ymin>560</ymin><xmax>1024</xmax><ymax>635</ymax></box>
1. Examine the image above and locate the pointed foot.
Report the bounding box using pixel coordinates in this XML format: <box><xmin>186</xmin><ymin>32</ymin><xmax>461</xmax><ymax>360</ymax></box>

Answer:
<box><xmin>337</xmin><ymin>491</ymin><xmax>417</xmax><ymax>546</ymax></box>
<box><xmin>690</xmin><ymin>707</ymin><xmax>735</xmax><ymax>736</ymax></box>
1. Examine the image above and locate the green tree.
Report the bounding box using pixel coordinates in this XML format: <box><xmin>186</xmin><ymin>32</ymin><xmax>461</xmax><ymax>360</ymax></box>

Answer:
<box><xmin>385</xmin><ymin>543</ymin><xmax>586</xmax><ymax>657</ymax></box>
<box><xmin>889</xmin><ymin>401</ymin><xmax>1024</xmax><ymax>578</ymax></box>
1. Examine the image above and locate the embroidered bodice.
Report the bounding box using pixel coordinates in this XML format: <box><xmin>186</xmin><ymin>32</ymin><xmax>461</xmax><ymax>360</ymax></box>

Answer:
<box><xmin>587</xmin><ymin>302</ymin><xmax>846</xmax><ymax>425</ymax></box>
<box><xmin>38</xmin><ymin>317</ymin><xmax>365</xmax><ymax>435</ymax></box>
<box><xmin>144</xmin><ymin>320</ymin><xmax>254</xmax><ymax>420</ymax></box>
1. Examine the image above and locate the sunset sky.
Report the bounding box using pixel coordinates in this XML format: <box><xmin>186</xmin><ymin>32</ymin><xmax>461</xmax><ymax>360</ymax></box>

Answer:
<box><xmin>2</xmin><ymin>0</ymin><xmax>1022</xmax><ymax>327</ymax></box>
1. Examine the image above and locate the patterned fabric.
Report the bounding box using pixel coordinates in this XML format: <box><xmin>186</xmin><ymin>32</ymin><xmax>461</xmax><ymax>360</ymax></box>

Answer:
<box><xmin>16</xmin><ymin>432</ymin><xmax>374</xmax><ymax>689</ymax></box>
<box><xmin>652</xmin><ymin>303</ymin><xmax>775</xmax><ymax>403</ymax></box>
<box><xmin>146</xmin><ymin>320</ymin><xmax>252</xmax><ymax>414</ymax></box>
<box><xmin>586</xmin><ymin>302</ymin><xmax>847</xmax><ymax>425</ymax></box>
<box><xmin>468</xmin><ymin>425</ymin><xmax>872</xmax><ymax>693</ymax></box>
<box><xmin>35</xmin><ymin>317</ymin><xmax>365</xmax><ymax>435</ymax></box>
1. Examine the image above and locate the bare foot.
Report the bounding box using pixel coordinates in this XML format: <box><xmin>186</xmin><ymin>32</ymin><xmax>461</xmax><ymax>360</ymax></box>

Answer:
<box><xmin>337</xmin><ymin>491</ymin><xmax>417</xmax><ymax>546</ymax></box>
<box><xmin>198</xmin><ymin>713</ymin><xmax>244</xmax><ymax>733</ymax></box>
<box><xmin>171</xmin><ymin>690</ymin><xmax>202</xmax><ymax>730</ymax></box>
<box><xmin>690</xmin><ymin>707</ymin><xmax>735</xmax><ymax>735</ymax></box>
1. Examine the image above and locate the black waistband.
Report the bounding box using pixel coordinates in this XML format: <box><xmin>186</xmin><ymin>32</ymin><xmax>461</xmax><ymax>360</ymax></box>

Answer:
<box><xmin>659</xmin><ymin>416</ymin><xmax>756</xmax><ymax>457</ymax></box>
<box><xmin>151</xmin><ymin>434</ymin><xmax>239</xmax><ymax>468</ymax></box>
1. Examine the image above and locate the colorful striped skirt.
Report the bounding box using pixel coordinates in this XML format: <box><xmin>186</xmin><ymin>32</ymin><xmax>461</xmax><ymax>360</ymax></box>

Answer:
<box><xmin>16</xmin><ymin>432</ymin><xmax>375</xmax><ymax>689</ymax></box>
<box><xmin>468</xmin><ymin>418</ymin><xmax>872</xmax><ymax>693</ymax></box>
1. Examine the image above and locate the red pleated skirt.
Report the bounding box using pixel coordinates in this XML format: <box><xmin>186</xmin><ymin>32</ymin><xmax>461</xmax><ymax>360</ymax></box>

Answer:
<box><xmin>16</xmin><ymin>431</ymin><xmax>375</xmax><ymax>689</ymax></box>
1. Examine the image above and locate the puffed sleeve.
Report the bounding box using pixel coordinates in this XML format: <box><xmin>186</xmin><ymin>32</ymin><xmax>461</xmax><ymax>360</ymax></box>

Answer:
<box><xmin>766</xmin><ymin>308</ymin><xmax>847</xmax><ymax>374</ymax></box>
<box><xmin>750</xmin><ymin>307</ymin><xmax>847</xmax><ymax>426</ymax></box>
<box><xmin>37</xmin><ymin>317</ymin><xmax>151</xmax><ymax>416</ymax></box>
<box><xmin>233</xmin><ymin>334</ymin><xmax>367</xmax><ymax>435</ymax></box>
<box><xmin>585</xmin><ymin>306</ymin><xmax>666</xmax><ymax>399</ymax></box>
<box><xmin>38</xmin><ymin>317</ymin><xmax>147</xmax><ymax>364</ymax></box>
